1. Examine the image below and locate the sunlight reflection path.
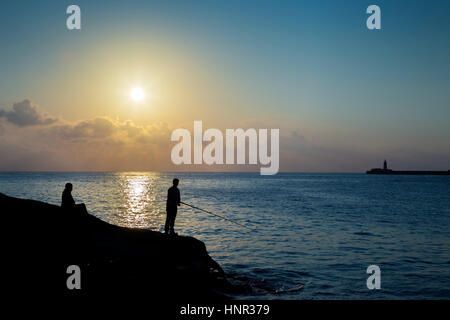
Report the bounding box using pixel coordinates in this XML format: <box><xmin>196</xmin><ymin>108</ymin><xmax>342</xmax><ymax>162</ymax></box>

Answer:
<box><xmin>118</xmin><ymin>172</ymin><xmax>164</xmax><ymax>229</ymax></box>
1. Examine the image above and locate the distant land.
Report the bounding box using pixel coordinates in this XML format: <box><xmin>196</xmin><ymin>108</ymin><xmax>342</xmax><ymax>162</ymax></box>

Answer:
<box><xmin>367</xmin><ymin>160</ymin><xmax>450</xmax><ymax>175</ymax></box>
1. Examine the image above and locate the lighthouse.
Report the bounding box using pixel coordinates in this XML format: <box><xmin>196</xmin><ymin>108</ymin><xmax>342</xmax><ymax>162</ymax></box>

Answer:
<box><xmin>367</xmin><ymin>159</ymin><xmax>449</xmax><ymax>175</ymax></box>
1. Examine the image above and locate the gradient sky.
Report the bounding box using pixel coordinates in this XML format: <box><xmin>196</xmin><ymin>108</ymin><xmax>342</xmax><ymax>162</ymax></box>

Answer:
<box><xmin>0</xmin><ymin>0</ymin><xmax>449</xmax><ymax>171</ymax></box>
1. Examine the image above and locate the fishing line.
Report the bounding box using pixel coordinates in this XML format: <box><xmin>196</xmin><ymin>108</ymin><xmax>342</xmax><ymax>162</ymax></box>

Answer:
<box><xmin>181</xmin><ymin>201</ymin><xmax>254</xmax><ymax>231</ymax></box>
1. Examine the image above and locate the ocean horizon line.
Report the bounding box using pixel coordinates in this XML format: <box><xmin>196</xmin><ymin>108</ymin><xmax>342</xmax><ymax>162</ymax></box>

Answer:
<box><xmin>0</xmin><ymin>170</ymin><xmax>366</xmax><ymax>174</ymax></box>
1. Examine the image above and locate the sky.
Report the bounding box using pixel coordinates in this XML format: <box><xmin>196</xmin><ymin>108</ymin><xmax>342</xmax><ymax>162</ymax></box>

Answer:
<box><xmin>0</xmin><ymin>0</ymin><xmax>449</xmax><ymax>172</ymax></box>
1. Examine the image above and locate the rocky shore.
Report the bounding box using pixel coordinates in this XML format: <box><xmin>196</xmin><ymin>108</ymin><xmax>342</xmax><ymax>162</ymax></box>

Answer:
<box><xmin>1</xmin><ymin>193</ymin><xmax>232</xmax><ymax>300</ymax></box>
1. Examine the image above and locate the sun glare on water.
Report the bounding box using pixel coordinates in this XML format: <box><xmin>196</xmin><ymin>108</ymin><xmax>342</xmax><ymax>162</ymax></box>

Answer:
<box><xmin>130</xmin><ymin>87</ymin><xmax>145</xmax><ymax>102</ymax></box>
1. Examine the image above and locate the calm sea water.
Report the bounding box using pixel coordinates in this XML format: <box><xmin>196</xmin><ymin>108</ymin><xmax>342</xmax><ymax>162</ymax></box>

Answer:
<box><xmin>1</xmin><ymin>172</ymin><xmax>449</xmax><ymax>299</ymax></box>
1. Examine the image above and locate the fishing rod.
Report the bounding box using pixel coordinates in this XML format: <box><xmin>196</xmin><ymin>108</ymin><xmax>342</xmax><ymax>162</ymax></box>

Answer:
<box><xmin>180</xmin><ymin>201</ymin><xmax>253</xmax><ymax>231</ymax></box>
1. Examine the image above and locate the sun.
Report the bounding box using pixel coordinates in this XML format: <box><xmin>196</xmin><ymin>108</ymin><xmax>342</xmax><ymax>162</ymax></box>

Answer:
<box><xmin>130</xmin><ymin>87</ymin><xmax>145</xmax><ymax>102</ymax></box>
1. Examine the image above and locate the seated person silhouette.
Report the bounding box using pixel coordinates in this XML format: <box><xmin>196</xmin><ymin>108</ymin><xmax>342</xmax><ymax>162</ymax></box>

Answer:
<box><xmin>61</xmin><ymin>183</ymin><xmax>87</xmax><ymax>214</ymax></box>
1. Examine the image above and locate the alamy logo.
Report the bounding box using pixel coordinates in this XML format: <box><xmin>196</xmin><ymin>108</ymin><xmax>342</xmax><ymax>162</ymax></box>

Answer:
<box><xmin>66</xmin><ymin>265</ymin><xmax>81</xmax><ymax>289</ymax></box>
<box><xmin>366</xmin><ymin>5</ymin><xmax>381</xmax><ymax>30</ymax></box>
<box><xmin>366</xmin><ymin>265</ymin><xmax>381</xmax><ymax>290</ymax></box>
<box><xmin>171</xmin><ymin>121</ymin><xmax>279</xmax><ymax>175</ymax></box>
<box><xmin>66</xmin><ymin>5</ymin><xmax>81</xmax><ymax>30</ymax></box>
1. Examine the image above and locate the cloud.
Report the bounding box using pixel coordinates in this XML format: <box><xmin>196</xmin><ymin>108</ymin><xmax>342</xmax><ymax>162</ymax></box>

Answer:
<box><xmin>47</xmin><ymin>117</ymin><xmax>170</xmax><ymax>144</ymax></box>
<box><xmin>1</xmin><ymin>99</ymin><xmax>449</xmax><ymax>172</ymax></box>
<box><xmin>0</xmin><ymin>99</ymin><xmax>176</xmax><ymax>171</ymax></box>
<box><xmin>0</xmin><ymin>99</ymin><xmax>57</xmax><ymax>127</ymax></box>
<box><xmin>50</xmin><ymin>117</ymin><xmax>117</xmax><ymax>140</ymax></box>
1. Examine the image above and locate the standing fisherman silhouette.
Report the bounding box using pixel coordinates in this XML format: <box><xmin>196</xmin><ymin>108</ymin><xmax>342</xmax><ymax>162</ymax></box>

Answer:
<box><xmin>165</xmin><ymin>178</ymin><xmax>181</xmax><ymax>235</ymax></box>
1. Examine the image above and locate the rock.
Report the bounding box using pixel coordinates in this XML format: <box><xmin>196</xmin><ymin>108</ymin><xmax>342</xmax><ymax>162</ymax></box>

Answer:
<box><xmin>0</xmin><ymin>193</ymin><xmax>231</xmax><ymax>300</ymax></box>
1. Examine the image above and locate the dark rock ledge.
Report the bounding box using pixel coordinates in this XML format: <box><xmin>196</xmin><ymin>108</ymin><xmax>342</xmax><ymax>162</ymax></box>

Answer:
<box><xmin>0</xmin><ymin>193</ymin><xmax>234</xmax><ymax>300</ymax></box>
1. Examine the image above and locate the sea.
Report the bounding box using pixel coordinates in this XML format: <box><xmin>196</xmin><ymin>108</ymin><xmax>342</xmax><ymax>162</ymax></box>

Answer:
<box><xmin>1</xmin><ymin>172</ymin><xmax>449</xmax><ymax>299</ymax></box>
